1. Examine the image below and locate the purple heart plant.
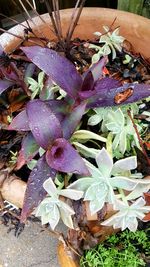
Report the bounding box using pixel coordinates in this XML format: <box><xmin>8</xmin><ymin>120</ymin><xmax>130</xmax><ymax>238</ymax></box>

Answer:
<box><xmin>1</xmin><ymin>0</ymin><xmax>150</xmax><ymax>243</ymax></box>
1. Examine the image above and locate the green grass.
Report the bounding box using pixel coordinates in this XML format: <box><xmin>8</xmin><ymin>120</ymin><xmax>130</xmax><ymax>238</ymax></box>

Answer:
<box><xmin>80</xmin><ymin>229</ymin><xmax>150</xmax><ymax>267</ymax></box>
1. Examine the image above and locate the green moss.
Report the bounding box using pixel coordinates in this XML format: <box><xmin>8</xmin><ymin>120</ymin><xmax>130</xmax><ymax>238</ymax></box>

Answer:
<box><xmin>80</xmin><ymin>229</ymin><xmax>150</xmax><ymax>267</ymax></box>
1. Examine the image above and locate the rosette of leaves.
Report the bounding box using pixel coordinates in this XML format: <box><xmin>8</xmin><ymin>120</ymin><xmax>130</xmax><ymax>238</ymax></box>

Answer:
<box><xmin>35</xmin><ymin>178</ymin><xmax>83</xmax><ymax>230</ymax></box>
<box><xmin>88</xmin><ymin>106</ymin><xmax>141</xmax><ymax>155</ymax></box>
<box><xmin>68</xmin><ymin>148</ymin><xmax>150</xmax><ymax>216</ymax></box>
<box><xmin>101</xmin><ymin>197</ymin><xmax>150</xmax><ymax>232</ymax></box>
<box><xmin>89</xmin><ymin>26</ymin><xmax>125</xmax><ymax>63</ymax></box>
<box><xmin>27</xmin><ymin>71</ymin><xmax>45</xmax><ymax>99</ymax></box>
<box><xmin>105</xmin><ymin>108</ymin><xmax>142</xmax><ymax>154</ymax></box>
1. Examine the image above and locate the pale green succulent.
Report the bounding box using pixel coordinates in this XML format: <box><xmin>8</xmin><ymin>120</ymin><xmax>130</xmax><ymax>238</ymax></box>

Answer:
<box><xmin>90</xmin><ymin>26</ymin><xmax>125</xmax><ymax>63</ymax></box>
<box><xmin>88</xmin><ymin>107</ymin><xmax>112</xmax><ymax>132</ymax></box>
<box><xmin>27</xmin><ymin>71</ymin><xmax>45</xmax><ymax>99</ymax></box>
<box><xmin>36</xmin><ymin>178</ymin><xmax>83</xmax><ymax>230</ymax></box>
<box><xmin>68</xmin><ymin>148</ymin><xmax>150</xmax><ymax>215</ymax></box>
<box><xmin>88</xmin><ymin>105</ymin><xmax>141</xmax><ymax>155</ymax></box>
<box><xmin>105</xmin><ymin>108</ymin><xmax>142</xmax><ymax>154</ymax></box>
<box><xmin>101</xmin><ymin>197</ymin><xmax>150</xmax><ymax>232</ymax></box>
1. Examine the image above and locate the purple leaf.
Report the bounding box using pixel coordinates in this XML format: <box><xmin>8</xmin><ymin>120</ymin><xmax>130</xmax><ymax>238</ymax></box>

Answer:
<box><xmin>95</xmin><ymin>77</ymin><xmax>121</xmax><ymax>92</ymax></box>
<box><xmin>0</xmin><ymin>79</ymin><xmax>14</xmax><ymax>94</ymax></box>
<box><xmin>62</xmin><ymin>102</ymin><xmax>87</xmax><ymax>139</ymax></box>
<box><xmin>88</xmin><ymin>82</ymin><xmax>150</xmax><ymax>108</ymax></box>
<box><xmin>45</xmin><ymin>99</ymin><xmax>68</xmax><ymax>122</ymax></box>
<box><xmin>20</xmin><ymin>155</ymin><xmax>56</xmax><ymax>222</ymax></box>
<box><xmin>21</xmin><ymin>46</ymin><xmax>82</xmax><ymax>99</ymax></box>
<box><xmin>27</xmin><ymin>100</ymin><xmax>62</xmax><ymax>149</ymax></box>
<box><xmin>46</xmin><ymin>138</ymin><xmax>90</xmax><ymax>175</ymax></box>
<box><xmin>82</xmin><ymin>57</ymin><xmax>107</xmax><ymax>82</ymax></box>
<box><xmin>17</xmin><ymin>133</ymin><xmax>39</xmax><ymax>170</ymax></box>
<box><xmin>8</xmin><ymin>110</ymin><xmax>30</xmax><ymax>131</ymax></box>
<box><xmin>79</xmin><ymin>71</ymin><xmax>95</xmax><ymax>99</ymax></box>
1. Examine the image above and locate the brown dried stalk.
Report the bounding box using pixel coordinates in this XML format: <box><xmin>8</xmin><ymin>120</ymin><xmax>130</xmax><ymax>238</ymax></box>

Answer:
<box><xmin>14</xmin><ymin>0</ymin><xmax>47</xmax><ymax>42</ymax></box>
<box><xmin>24</xmin><ymin>0</ymin><xmax>54</xmax><ymax>35</ymax></box>
<box><xmin>44</xmin><ymin>0</ymin><xmax>59</xmax><ymax>37</ymax></box>
<box><xmin>127</xmin><ymin>110</ymin><xmax>150</xmax><ymax>165</ymax></box>
<box><xmin>66</xmin><ymin>0</ymin><xmax>87</xmax><ymax>45</ymax></box>
<box><xmin>0</xmin><ymin>27</ymin><xmax>24</xmax><ymax>40</ymax></box>
<box><xmin>52</xmin><ymin>0</ymin><xmax>63</xmax><ymax>39</ymax></box>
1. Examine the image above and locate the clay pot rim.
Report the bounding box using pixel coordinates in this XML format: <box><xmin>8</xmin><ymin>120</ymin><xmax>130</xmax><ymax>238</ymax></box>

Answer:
<box><xmin>0</xmin><ymin>7</ymin><xmax>150</xmax><ymax>57</ymax></box>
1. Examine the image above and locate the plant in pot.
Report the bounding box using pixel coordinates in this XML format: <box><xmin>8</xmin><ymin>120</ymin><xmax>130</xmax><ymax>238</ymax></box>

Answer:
<box><xmin>0</xmin><ymin>1</ymin><xmax>150</xmax><ymax>266</ymax></box>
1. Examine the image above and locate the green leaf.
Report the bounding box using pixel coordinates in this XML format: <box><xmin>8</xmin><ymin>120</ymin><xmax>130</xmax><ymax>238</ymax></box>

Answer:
<box><xmin>72</xmin><ymin>130</ymin><xmax>106</xmax><ymax>143</ymax></box>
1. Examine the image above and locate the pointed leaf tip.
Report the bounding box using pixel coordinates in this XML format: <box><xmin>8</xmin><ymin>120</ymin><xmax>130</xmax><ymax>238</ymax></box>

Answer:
<box><xmin>21</xmin><ymin>46</ymin><xmax>82</xmax><ymax>99</ymax></box>
<box><xmin>20</xmin><ymin>156</ymin><xmax>56</xmax><ymax>223</ymax></box>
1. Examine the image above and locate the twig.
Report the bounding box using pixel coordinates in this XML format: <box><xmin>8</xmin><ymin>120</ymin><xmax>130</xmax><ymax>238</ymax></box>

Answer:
<box><xmin>52</xmin><ymin>0</ymin><xmax>63</xmax><ymax>42</ymax></box>
<box><xmin>66</xmin><ymin>0</ymin><xmax>87</xmax><ymax>45</ymax></box>
<box><xmin>44</xmin><ymin>0</ymin><xmax>59</xmax><ymax>37</ymax></box>
<box><xmin>127</xmin><ymin>110</ymin><xmax>150</xmax><ymax>165</ymax></box>
<box><xmin>25</xmin><ymin>0</ymin><xmax>54</xmax><ymax>35</ymax></box>
<box><xmin>55</xmin><ymin>0</ymin><xmax>63</xmax><ymax>38</ymax></box>
<box><xmin>0</xmin><ymin>27</ymin><xmax>24</xmax><ymax>40</ymax></box>
<box><xmin>66</xmin><ymin>0</ymin><xmax>80</xmax><ymax>41</ymax></box>
<box><xmin>66</xmin><ymin>240</ymin><xmax>82</xmax><ymax>257</ymax></box>
<box><xmin>17</xmin><ymin>0</ymin><xmax>48</xmax><ymax>42</ymax></box>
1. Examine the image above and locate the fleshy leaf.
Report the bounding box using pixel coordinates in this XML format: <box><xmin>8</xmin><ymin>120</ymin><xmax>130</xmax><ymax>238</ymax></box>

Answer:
<box><xmin>20</xmin><ymin>155</ymin><xmax>56</xmax><ymax>223</ymax></box>
<box><xmin>72</xmin><ymin>130</ymin><xmax>106</xmax><ymax>143</ymax></box>
<box><xmin>79</xmin><ymin>71</ymin><xmax>95</xmax><ymax>99</ymax></box>
<box><xmin>21</xmin><ymin>46</ymin><xmax>82</xmax><ymax>99</ymax></box>
<box><xmin>101</xmin><ymin>198</ymin><xmax>150</xmax><ymax>232</ymax></box>
<box><xmin>58</xmin><ymin>200</ymin><xmax>75</xmax><ymax>229</ymax></box>
<box><xmin>68</xmin><ymin>178</ymin><xmax>94</xmax><ymax>191</ymax></box>
<box><xmin>59</xmin><ymin>189</ymin><xmax>83</xmax><ymax>200</ymax></box>
<box><xmin>88</xmin><ymin>82</ymin><xmax>150</xmax><ymax>108</ymax></box>
<box><xmin>0</xmin><ymin>79</ymin><xmax>14</xmax><ymax>94</ymax></box>
<box><xmin>112</xmin><ymin>156</ymin><xmax>137</xmax><ymax>175</ymax></box>
<box><xmin>62</xmin><ymin>102</ymin><xmax>86</xmax><ymax>139</ymax></box>
<box><xmin>82</xmin><ymin>57</ymin><xmax>107</xmax><ymax>83</ymax></box>
<box><xmin>43</xmin><ymin>177</ymin><xmax>57</xmax><ymax>196</ymax></box>
<box><xmin>26</xmin><ymin>100</ymin><xmax>62</xmax><ymax>149</ymax></box>
<box><xmin>111</xmin><ymin>176</ymin><xmax>150</xmax><ymax>192</ymax></box>
<box><xmin>96</xmin><ymin>148</ymin><xmax>113</xmax><ymax>177</ymax></box>
<box><xmin>16</xmin><ymin>133</ymin><xmax>39</xmax><ymax>169</ymax></box>
<box><xmin>46</xmin><ymin>138</ymin><xmax>90</xmax><ymax>175</ymax></box>
<box><xmin>79</xmin><ymin>57</ymin><xmax>108</xmax><ymax>99</ymax></box>
<box><xmin>8</xmin><ymin>110</ymin><xmax>30</xmax><ymax>131</ymax></box>
<box><xmin>46</xmin><ymin>99</ymin><xmax>68</xmax><ymax>122</ymax></box>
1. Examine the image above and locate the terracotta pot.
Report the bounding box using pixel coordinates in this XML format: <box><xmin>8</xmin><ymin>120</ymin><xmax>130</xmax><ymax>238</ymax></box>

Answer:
<box><xmin>1</xmin><ymin>8</ymin><xmax>150</xmax><ymax>267</ymax></box>
<box><xmin>0</xmin><ymin>8</ymin><xmax>150</xmax><ymax>58</ymax></box>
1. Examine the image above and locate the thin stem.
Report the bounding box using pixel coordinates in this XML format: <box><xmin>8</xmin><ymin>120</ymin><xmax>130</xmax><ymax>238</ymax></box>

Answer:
<box><xmin>44</xmin><ymin>0</ymin><xmax>59</xmax><ymax>37</ymax></box>
<box><xmin>0</xmin><ymin>27</ymin><xmax>24</xmax><ymax>40</ymax></box>
<box><xmin>52</xmin><ymin>0</ymin><xmax>63</xmax><ymax>41</ymax></box>
<box><xmin>55</xmin><ymin>0</ymin><xmax>63</xmax><ymax>38</ymax></box>
<box><xmin>18</xmin><ymin>0</ymin><xmax>31</xmax><ymax>19</ymax></box>
<box><xmin>17</xmin><ymin>0</ymin><xmax>48</xmax><ymax>41</ymax></box>
<box><xmin>11</xmin><ymin>0</ymin><xmax>33</xmax><ymax>33</ymax></box>
<box><xmin>66</xmin><ymin>0</ymin><xmax>87</xmax><ymax>45</ymax></box>
<box><xmin>32</xmin><ymin>0</ymin><xmax>36</xmax><ymax>9</ymax></box>
<box><xmin>66</xmin><ymin>0</ymin><xmax>80</xmax><ymax>41</ymax></box>
<box><xmin>0</xmin><ymin>12</ymin><xmax>46</xmax><ymax>47</ymax></box>
<box><xmin>127</xmin><ymin>110</ymin><xmax>150</xmax><ymax>165</ymax></box>
<box><xmin>25</xmin><ymin>0</ymin><xmax>53</xmax><ymax>32</ymax></box>
<box><xmin>0</xmin><ymin>12</ymin><xmax>30</xmax><ymax>30</ymax></box>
